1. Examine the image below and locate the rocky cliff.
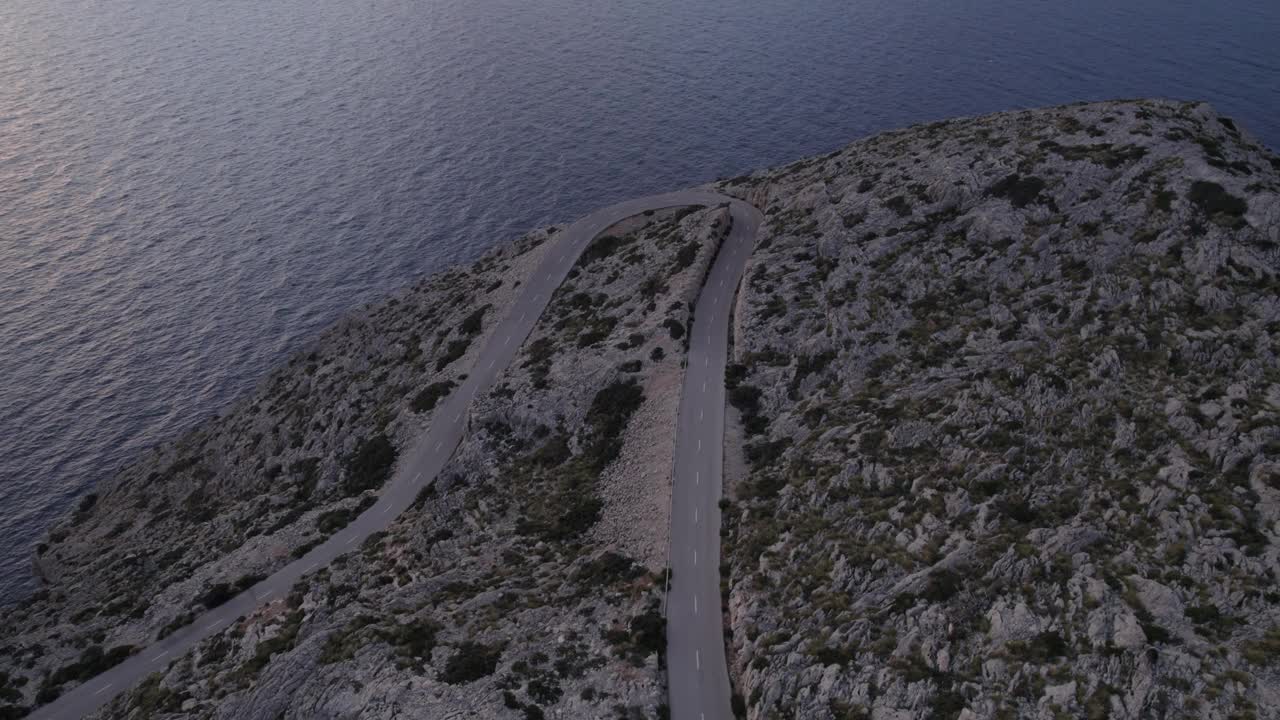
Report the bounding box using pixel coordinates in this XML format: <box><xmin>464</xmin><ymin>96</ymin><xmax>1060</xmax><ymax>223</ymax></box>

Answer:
<box><xmin>2</xmin><ymin>98</ymin><xmax>1278</xmax><ymax>720</ymax></box>
<box><xmin>717</xmin><ymin>99</ymin><xmax>1280</xmax><ymax>719</ymax></box>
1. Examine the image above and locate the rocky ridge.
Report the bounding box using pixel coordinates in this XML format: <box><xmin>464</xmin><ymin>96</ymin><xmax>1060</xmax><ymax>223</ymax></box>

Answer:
<box><xmin>716</xmin><ymin>99</ymin><xmax>1280</xmax><ymax>719</ymax></box>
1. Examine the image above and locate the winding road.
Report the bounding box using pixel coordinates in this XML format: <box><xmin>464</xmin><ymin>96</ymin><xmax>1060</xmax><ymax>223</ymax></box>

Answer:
<box><xmin>31</xmin><ymin>189</ymin><xmax>760</xmax><ymax>720</ymax></box>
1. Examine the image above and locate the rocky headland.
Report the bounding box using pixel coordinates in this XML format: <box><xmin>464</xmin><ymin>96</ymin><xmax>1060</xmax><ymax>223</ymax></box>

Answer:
<box><xmin>1</xmin><ymin>98</ymin><xmax>1278</xmax><ymax>720</ymax></box>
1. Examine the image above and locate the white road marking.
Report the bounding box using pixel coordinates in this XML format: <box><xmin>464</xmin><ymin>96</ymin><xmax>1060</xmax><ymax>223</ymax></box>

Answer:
<box><xmin>697</xmin><ymin>438</ymin><xmax>702</xmax><ymax>452</ymax></box>
<box><xmin>305</xmin><ymin>563</ymin><xmax>319</xmax><ymax>573</ymax></box>
<box><xmin>434</xmin><ymin>441</ymin><xmax>442</xmax><ymax>452</ymax></box>
<box><xmin>93</xmin><ymin>684</ymin><xmax>113</xmax><ymax>696</ymax></box>
<box><xmin>694</xmin><ymin>549</ymin><xmax>697</xmax><ymax>566</ymax></box>
<box><xmin>346</xmin><ymin>536</ymin><xmax>359</xmax><ymax>545</ymax></box>
<box><xmin>694</xmin><ymin>507</ymin><xmax>699</xmax><ymax>524</ymax></box>
<box><xmin>519</xmin><ymin>311</ymin><xmax>526</xmax><ymax>322</ymax></box>
<box><xmin>695</xmin><ymin>471</ymin><xmax>700</xmax><ymax>485</ymax></box>
<box><xmin>382</xmin><ymin>504</ymin><xmax>392</xmax><ymax>515</ymax></box>
<box><xmin>151</xmin><ymin>652</ymin><xmax>168</xmax><ymax>663</ymax></box>
<box><xmin>504</xmin><ymin>335</ymin><xmax>511</xmax><ymax>346</ymax></box>
<box><xmin>719</xmin><ymin>278</ymin><xmax>723</xmax><ymax>288</ymax></box>
<box><xmin>694</xmin><ymin>594</ymin><xmax>698</xmax><ymax>615</ymax></box>
<box><xmin>696</xmin><ymin>649</ymin><xmax>701</xmax><ymax>670</ymax></box>
<box><xmin>533</xmin><ymin>293</ymin><xmax>541</xmax><ymax>303</ymax></box>
<box><xmin>699</xmin><ymin>408</ymin><xmax>704</xmax><ymax>421</ymax></box>
<box><xmin>415</xmin><ymin>472</ymin><xmax>423</xmax><ymax>482</ymax></box>
<box><xmin>701</xmin><ymin>381</ymin><xmax>706</xmax><ymax>393</ymax></box>
<box><xmin>487</xmin><ymin>359</ymin><xmax>495</xmax><ymax>369</ymax></box>
<box><xmin>257</xmin><ymin>589</ymin><xmax>273</xmax><ymax>601</ymax></box>
<box><xmin>455</xmin><ymin>412</ymin><xmax>462</xmax><ymax>424</ymax></box>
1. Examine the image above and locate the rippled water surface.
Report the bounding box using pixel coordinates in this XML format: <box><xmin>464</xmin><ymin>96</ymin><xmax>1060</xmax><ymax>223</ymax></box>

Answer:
<box><xmin>2</xmin><ymin>0</ymin><xmax>1278</xmax><ymax>601</ymax></box>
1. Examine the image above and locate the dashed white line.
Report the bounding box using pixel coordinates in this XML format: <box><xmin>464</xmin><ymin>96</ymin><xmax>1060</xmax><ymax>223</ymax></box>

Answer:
<box><xmin>487</xmin><ymin>359</ymin><xmax>495</xmax><ymax>370</ymax></box>
<box><xmin>697</xmin><ymin>438</ymin><xmax>702</xmax><ymax>452</ymax></box>
<box><xmin>519</xmin><ymin>311</ymin><xmax>526</xmax><ymax>322</ymax></box>
<box><xmin>504</xmin><ymin>335</ymin><xmax>511</xmax><ymax>346</ymax></box>
<box><xmin>257</xmin><ymin>589</ymin><xmax>273</xmax><ymax>601</ymax></box>
<box><xmin>382</xmin><ymin>505</ymin><xmax>392</xmax><ymax>515</ymax></box>
<box><xmin>93</xmin><ymin>684</ymin><xmax>113</xmax><ymax>696</ymax></box>
<box><xmin>305</xmin><ymin>563</ymin><xmax>319</xmax><ymax>573</ymax></box>
<box><xmin>205</xmin><ymin>620</ymin><xmax>223</xmax><ymax>631</ymax></box>
<box><xmin>346</xmin><ymin>536</ymin><xmax>359</xmax><ymax>545</ymax></box>
<box><xmin>693</xmin><ymin>549</ymin><xmax>697</xmax><ymax>566</ymax></box>
<box><xmin>694</xmin><ymin>506</ymin><xmax>699</xmax><ymax>524</ymax></box>
<box><xmin>694</xmin><ymin>594</ymin><xmax>699</xmax><ymax>615</ymax></box>
<box><xmin>701</xmin><ymin>381</ymin><xmax>706</xmax><ymax>393</ymax></box>
<box><xmin>150</xmin><ymin>652</ymin><xmax>168</xmax><ymax>663</ymax></box>
<box><xmin>699</xmin><ymin>408</ymin><xmax>704</xmax><ymax>421</ymax></box>
<box><xmin>434</xmin><ymin>441</ymin><xmax>442</xmax><ymax>452</ymax></box>
<box><xmin>695</xmin><ymin>471</ymin><xmax>700</xmax><ymax>485</ymax></box>
<box><xmin>696</xmin><ymin>649</ymin><xmax>701</xmax><ymax>670</ymax></box>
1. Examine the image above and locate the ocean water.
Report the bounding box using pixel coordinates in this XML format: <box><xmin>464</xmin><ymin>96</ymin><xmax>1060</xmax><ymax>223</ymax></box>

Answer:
<box><xmin>1</xmin><ymin>0</ymin><xmax>1277</xmax><ymax>603</ymax></box>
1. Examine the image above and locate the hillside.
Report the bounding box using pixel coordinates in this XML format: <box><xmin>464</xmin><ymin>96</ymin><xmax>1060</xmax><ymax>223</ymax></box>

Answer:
<box><xmin>2</xmin><ymin>98</ymin><xmax>1279</xmax><ymax>720</ymax></box>
<box><xmin>717</xmin><ymin>99</ymin><xmax>1280</xmax><ymax>719</ymax></box>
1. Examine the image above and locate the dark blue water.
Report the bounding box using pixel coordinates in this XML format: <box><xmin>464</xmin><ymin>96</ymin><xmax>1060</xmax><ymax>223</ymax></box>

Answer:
<box><xmin>1</xmin><ymin>0</ymin><xmax>1277</xmax><ymax>602</ymax></box>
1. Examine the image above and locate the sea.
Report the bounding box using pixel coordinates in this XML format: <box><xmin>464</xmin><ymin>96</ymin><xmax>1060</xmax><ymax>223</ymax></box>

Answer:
<box><xmin>2</xmin><ymin>0</ymin><xmax>1278</xmax><ymax>602</ymax></box>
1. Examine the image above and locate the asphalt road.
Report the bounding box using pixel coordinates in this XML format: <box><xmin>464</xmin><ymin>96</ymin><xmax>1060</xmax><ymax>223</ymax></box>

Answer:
<box><xmin>665</xmin><ymin>199</ymin><xmax>761</xmax><ymax>720</ymax></box>
<box><xmin>31</xmin><ymin>188</ymin><xmax>759</xmax><ymax>720</ymax></box>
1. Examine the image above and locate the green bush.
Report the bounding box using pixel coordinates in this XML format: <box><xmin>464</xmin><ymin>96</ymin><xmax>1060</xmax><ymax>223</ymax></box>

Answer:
<box><xmin>38</xmin><ymin>645</ymin><xmax>137</xmax><ymax>703</ymax></box>
<box><xmin>442</xmin><ymin>642</ymin><xmax>502</xmax><ymax>684</ymax></box>
<box><xmin>342</xmin><ymin>434</ymin><xmax>397</xmax><ymax>496</ymax></box>
<box><xmin>196</xmin><ymin>573</ymin><xmax>265</xmax><ymax>609</ymax></box>
<box><xmin>987</xmin><ymin>173</ymin><xmax>1046</xmax><ymax>208</ymax></box>
<box><xmin>1188</xmin><ymin>181</ymin><xmax>1247</xmax><ymax>226</ymax></box>
<box><xmin>672</xmin><ymin>241</ymin><xmax>699</xmax><ymax>271</ymax></box>
<box><xmin>578</xmin><ymin>234</ymin><xmax>628</xmax><ymax>266</ymax></box>
<box><xmin>435</xmin><ymin>338</ymin><xmax>471</xmax><ymax>371</ymax></box>
<box><xmin>410</xmin><ymin>381</ymin><xmax>455</xmax><ymax>413</ymax></box>
<box><xmin>459</xmin><ymin>305</ymin><xmax>490</xmax><ymax>336</ymax></box>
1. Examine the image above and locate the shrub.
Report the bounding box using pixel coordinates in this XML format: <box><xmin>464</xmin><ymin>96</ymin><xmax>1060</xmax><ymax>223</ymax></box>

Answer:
<box><xmin>442</xmin><ymin>642</ymin><xmax>503</xmax><ymax>684</ymax></box>
<box><xmin>38</xmin><ymin>645</ymin><xmax>137</xmax><ymax>702</ymax></box>
<box><xmin>579</xmin><ymin>234</ymin><xmax>628</xmax><ymax>266</ymax></box>
<box><xmin>1188</xmin><ymin>181</ymin><xmax>1247</xmax><ymax>226</ymax></box>
<box><xmin>663</xmin><ymin>318</ymin><xmax>685</xmax><ymax>340</ymax></box>
<box><xmin>885</xmin><ymin>195</ymin><xmax>912</xmax><ymax>217</ymax></box>
<box><xmin>746</xmin><ymin>438</ymin><xmax>792</xmax><ymax>469</ymax></box>
<box><xmin>410</xmin><ymin>381</ymin><xmax>455</xmax><ymax>413</ymax></box>
<box><xmin>459</xmin><ymin>305</ymin><xmax>490</xmax><ymax>336</ymax></box>
<box><xmin>650</xmin><ymin>346</ymin><xmax>666</xmax><ymax>361</ymax></box>
<box><xmin>575</xmin><ymin>552</ymin><xmax>644</xmax><ymax>588</ymax></box>
<box><xmin>196</xmin><ymin>573</ymin><xmax>265</xmax><ymax>609</ymax></box>
<box><xmin>987</xmin><ymin>173</ymin><xmax>1046</xmax><ymax>208</ymax></box>
<box><xmin>342</xmin><ymin>434</ymin><xmax>397</xmax><ymax>496</ymax></box>
<box><xmin>435</xmin><ymin>338</ymin><xmax>471</xmax><ymax>371</ymax></box>
<box><xmin>672</xmin><ymin>241</ymin><xmax>699</xmax><ymax>271</ymax></box>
